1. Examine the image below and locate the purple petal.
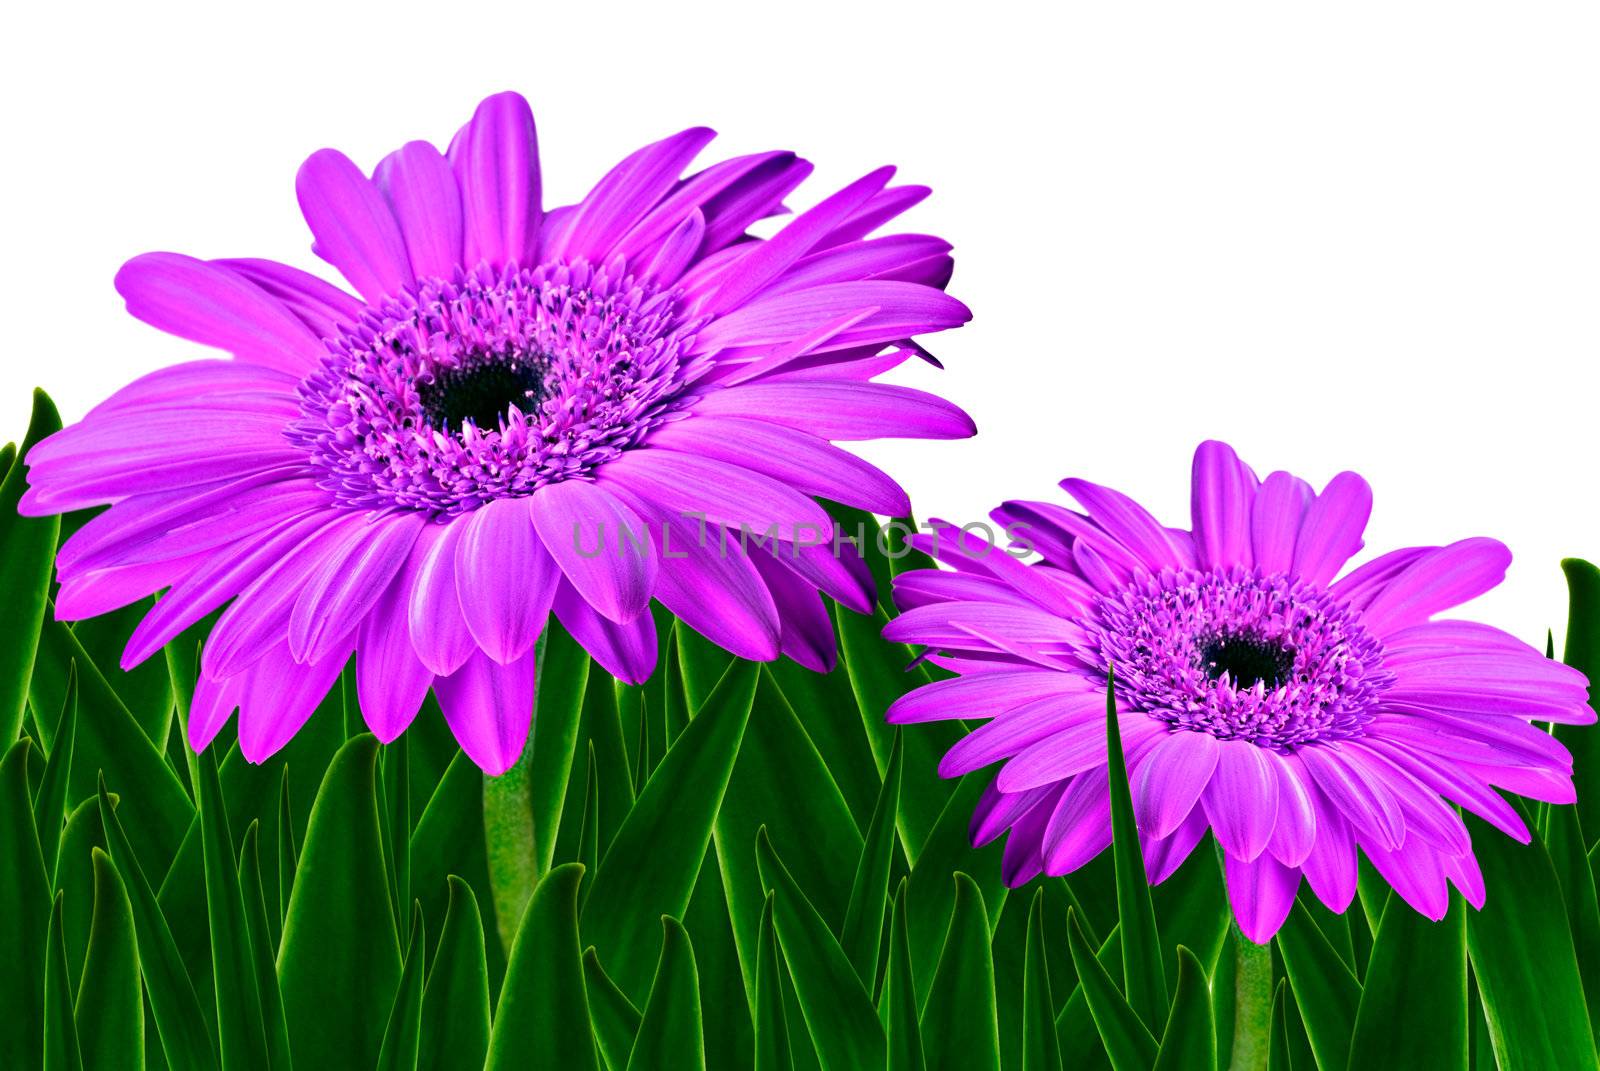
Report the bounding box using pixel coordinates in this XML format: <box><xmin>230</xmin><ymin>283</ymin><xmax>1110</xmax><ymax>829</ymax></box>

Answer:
<box><xmin>114</xmin><ymin>253</ymin><xmax>323</xmax><ymax>373</ymax></box>
<box><xmin>236</xmin><ymin>639</ymin><xmax>352</xmax><ymax>763</ymax></box>
<box><xmin>938</xmin><ymin>692</ymin><xmax>1103</xmax><ymax>778</ymax></box>
<box><xmin>1267</xmin><ymin>757</ymin><xmax>1318</xmax><ymax>867</ymax></box>
<box><xmin>639</xmin><ymin>511</ymin><xmax>779</xmax><ymax>663</ymax></box>
<box><xmin>356</xmin><ymin>572</ymin><xmax>434</xmax><ymax>742</ymax></box>
<box><xmin>1060</xmin><ymin>478</ymin><xmax>1189</xmax><ymax>573</ymax></box>
<box><xmin>1224</xmin><ymin>851</ymin><xmax>1300</xmax><ymax>944</ymax></box>
<box><xmin>290</xmin><ymin>513</ymin><xmax>424</xmax><ymax>663</ymax></box>
<box><xmin>434</xmin><ymin>647</ymin><xmax>537</xmax><ymax>775</ymax></box>
<box><xmin>1298</xmin><ymin>744</ymin><xmax>1405</xmax><ymax>850</ymax></box>
<box><xmin>691</xmin><ymin>281</ymin><xmax>971</xmax><ymax>356</ymax></box>
<box><xmin>1133</xmin><ymin>730</ymin><xmax>1220</xmax><ymax>839</ymax></box>
<box><xmin>1300</xmin><ymin>797</ymin><xmax>1358</xmax><ymax>912</ymax></box>
<box><xmin>1250</xmin><ymin>471</ymin><xmax>1314</xmax><ymax>574</ymax></box>
<box><xmin>689</xmin><ymin>381</ymin><xmax>974</xmax><ymax>442</ymax></box>
<box><xmin>1191</xmin><ymin>440</ymin><xmax>1259</xmax><ymax>570</ymax></box>
<box><xmin>407</xmin><ymin>520</ymin><xmax>479</xmax><ymax>676</ymax></box>
<box><xmin>552</xmin><ymin>582</ymin><xmax>658</xmax><ymax>684</ymax></box>
<box><xmin>188</xmin><ymin>672</ymin><xmax>242</xmax><ymax>752</ymax></box>
<box><xmin>552</xmin><ymin>127</ymin><xmax>716</xmax><ymax>262</ymax></box>
<box><xmin>1361</xmin><ymin>838</ymin><xmax>1450</xmax><ymax>920</ymax></box>
<box><xmin>218</xmin><ymin>258</ymin><xmax>363</xmax><ymax>338</ymax></box>
<box><xmin>531</xmin><ymin>479</ymin><xmax>656</xmax><ymax>623</ymax></box>
<box><xmin>645</xmin><ymin>415</ymin><xmax>910</xmax><ymax>516</ymax></box>
<box><xmin>295</xmin><ymin>148</ymin><xmax>413</xmax><ymax>303</ymax></box>
<box><xmin>1203</xmin><ymin>741</ymin><xmax>1281</xmax><ymax>862</ymax></box>
<box><xmin>749</xmin><ymin>551</ymin><xmax>835</xmax><ymax>672</ymax></box>
<box><xmin>599</xmin><ymin>448</ymin><xmax>833</xmax><ymax>538</ymax></box>
<box><xmin>1291</xmin><ymin>471</ymin><xmax>1372</xmax><ymax>587</ymax></box>
<box><xmin>1142</xmin><ymin>806</ymin><xmax>1211</xmax><ymax>884</ymax></box>
<box><xmin>448</xmin><ymin>92</ymin><xmax>541</xmax><ymax>269</ymax></box>
<box><xmin>886</xmin><ymin>669</ymin><xmax>1071</xmax><ymax>725</ymax></box>
<box><xmin>1041</xmin><ymin>767</ymin><xmax>1113</xmax><ymax>875</ymax></box>
<box><xmin>374</xmin><ymin>140</ymin><xmax>464</xmax><ymax>280</ymax></box>
<box><xmin>456</xmin><ymin>497</ymin><xmax>557</xmax><ymax>664</ymax></box>
<box><xmin>1358</xmin><ymin>538</ymin><xmax>1512</xmax><ymax>634</ymax></box>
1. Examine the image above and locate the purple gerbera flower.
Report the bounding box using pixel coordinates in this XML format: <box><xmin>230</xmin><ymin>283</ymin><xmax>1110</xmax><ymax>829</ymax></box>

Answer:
<box><xmin>22</xmin><ymin>91</ymin><xmax>973</xmax><ymax>774</ymax></box>
<box><xmin>885</xmin><ymin>441</ymin><xmax>1593</xmax><ymax>942</ymax></box>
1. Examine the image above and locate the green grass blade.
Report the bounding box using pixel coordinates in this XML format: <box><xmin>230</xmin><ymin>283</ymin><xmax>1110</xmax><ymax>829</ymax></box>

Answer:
<box><xmin>278</xmin><ymin>735</ymin><xmax>401</xmax><ymax>1069</ymax></box>
<box><xmin>197</xmin><ymin>746</ymin><xmax>268</xmax><ymax>1070</ymax></box>
<box><xmin>1273</xmin><ymin>899</ymin><xmax>1358</xmax><ymax>1071</ymax></box>
<box><xmin>841</xmin><ymin>730</ymin><xmax>904</xmax><ymax>991</ymax></box>
<box><xmin>1348</xmin><ymin>892</ymin><xmax>1466</xmax><ymax>1070</ymax></box>
<box><xmin>1065</xmin><ymin>910</ymin><xmax>1157</xmax><ymax>1071</ymax></box>
<box><xmin>0</xmin><ymin>739</ymin><xmax>50</xmax><ymax>1069</ymax></box>
<box><xmin>376</xmin><ymin>906</ymin><xmax>425</xmax><ymax>1071</ymax></box>
<box><xmin>488</xmin><ymin>862</ymin><xmax>598</xmax><ymax>1069</ymax></box>
<box><xmin>882</xmin><ymin>880</ymin><xmax>927</xmax><ymax>1071</ymax></box>
<box><xmin>1266</xmin><ymin>980</ymin><xmax>1292</xmax><ymax>1071</ymax></box>
<box><xmin>34</xmin><ymin>663</ymin><xmax>76</xmax><ymax>882</ymax></box>
<box><xmin>583</xmin><ymin>947</ymin><xmax>642</xmax><ymax>1071</ymax></box>
<box><xmin>1105</xmin><ymin>670</ymin><xmax>1167</xmax><ymax>1030</ymax></box>
<box><xmin>0</xmin><ymin>390</ymin><xmax>61</xmax><ymax>746</ymax></box>
<box><xmin>235</xmin><ymin>824</ymin><xmax>290</xmax><ymax>1071</ymax></box>
<box><xmin>920</xmin><ymin>873</ymin><xmax>1001</xmax><ymax>1071</ymax></box>
<box><xmin>757</xmin><ymin>827</ymin><xmax>886</xmax><ymax>1070</ymax></box>
<box><xmin>755</xmin><ymin>893</ymin><xmax>795</xmax><ymax>1071</ymax></box>
<box><xmin>75</xmin><ymin>849</ymin><xmax>143</xmax><ymax>1068</ymax></box>
<box><xmin>1465</xmin><ymin>810</ymin><xmax>1598</xmax><ymax>1070</ymax></box>
<box><xmin>532</xmin><ymin>622</ymin><xmax>591</xmax><ymax>874</ymax></box>
<box><xmin>1151</xmin><ymin>947</ymin><xmax>1215</xmax><ymax>1071</ymax></box>
<box><xmin>1021</xmin><ymin>889</ymin><xmax>1063</xmax><ymax>1071</ymax></box>
<box><xmin>44</xmin><ymin>892</ymin><xmax>83</xmax><ymax>1071</ymax></box>
<box><xmin>419</xmin><ymin>876</ymin><xmax>491</xmax><ymax>1071</ymax></box>
<box><xmin>582</xmin><ymin>660</ymin><xmax>756</xmax><ymax>1003</ymax></box>
<box><xmin>1558</xmin><ymin>559</ymin><xmax>1600</xmax><ymax>846</ymax></box>
<box><xmin>625</xmin><ymin>917</ymin><xmax>705</xmax><ymax>1071</ymax></box>
<box><xmin>96</xmin><ymin>776</ymin><xmax>217</xmax><ymax>1071</ymax></box>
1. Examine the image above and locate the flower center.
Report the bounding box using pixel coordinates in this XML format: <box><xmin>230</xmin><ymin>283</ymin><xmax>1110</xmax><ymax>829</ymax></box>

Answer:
<box><xmin>416</xmin><ymin>354</ymin><xmax>548</xmax><ymax>432</ymax></box>
<box><xmin>1199</xmin><ymin>633</ymin><xmax>1295</xmax><ymax>690</ymax></box>
<box><xmin>289</xmin><ymin>260</ymin><xmax>702</xmax><ymax>516</ymax></box>
<box><xmin>1091</xmin><ymin>568</ymin><xmax>1391</xmax><ymax>750</ymax></box>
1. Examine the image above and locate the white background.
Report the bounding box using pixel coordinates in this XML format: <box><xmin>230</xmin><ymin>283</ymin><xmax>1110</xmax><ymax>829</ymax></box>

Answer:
<box><xmin>3</xmin><ymin>2</ymin><xmax>1595</xmax><ymax>646</ymax></box>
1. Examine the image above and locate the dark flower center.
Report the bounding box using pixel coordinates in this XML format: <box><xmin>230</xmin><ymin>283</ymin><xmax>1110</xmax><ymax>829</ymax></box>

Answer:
<box><xmin>1199</xmin><ymin>633</ymin><xmax>1295</xmax><ymax>690</ymax></box>
<box><xmin>418</xmin><ymin>355</ymin><xmax>547</xmax><ymax>431</ymax></box>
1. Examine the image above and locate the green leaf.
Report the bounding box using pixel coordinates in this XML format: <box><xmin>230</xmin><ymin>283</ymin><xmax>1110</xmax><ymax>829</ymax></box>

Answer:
<box><xmin>0</xmin><ymin>390</ymin><xmax>61</xmax><ymax>746</ymax></box>
<box><xmin>1105</xmin><ymin>671</ymin><xmax>1166</xmax><ymax>1030</ymax></box>
<box><xmin>533</xmin><ymin>622</ymin><xmax>590</xmax><ymax>873</ymax></box>
<box><xmin>920</xmin><ymin>873</ymin><xmax>1000</xmax><ymax>1071</ymax></box>
<box><xmin>419</xmin><ymin>876</ymin><xmax>491</xmax><ymax>1071</ymax></box>
<box><xmin>0</xmin><ymin>740</ymin><xmax>49</xmax><ymax>1069</ymax></box>
<box><xmin>1274</xmin><ymin>899</ymin><xmax>1359</xmax><ymax>1071</ymax></box>
<box><xmin>1348</xmin><ymin>891</ymin><xmax>1466</xmax><ymax>1070</ymax></box>
<box><xmin>377</xmin><ymin>906</ymin><xmax>425</xmax><ymax>1071</ymax></box>
<box><xmin>275</xmin><ymin>770</ymin><xmax>296</xmax><ymax>937</ymax></box>
<box><xmin>1558</xmin><ymin>559</ymin><xmax>1600</xmax><ymax>845</ymax></box>
<box><xmin>197</xmin><ymin>746</ymin><xmax>269</xmax><ymax>1070</ymax></box>
<box><xmin>684</xmin><ymin>849</ymin><xmax>753</xmax><ymax>1069</ymax></box>
<box><xmin>905</xmin><ymin>773</ymin><xmax>1006</xmax><ymax>1005</ymax></box>
<box><xmin>70</xmin><ymin>597</ymin><xmax>175</xmax><ymax>746</ymax></box>
<box><xmin>626</xmin><ymin>917</ymin><xmax>705</xmax><ymax>1071</ymax></box>
<box><xmin>97</xmin><ymin>776</ymin><xmax>217</xmax><ymax>1071</ymax></box>
<box><xmin>1465</xmin><ymin>810</ymin><xmax>1598</xmax><ymax>1070</ymax></box>
<box><xmin>75</xmin><ymin>849</ymin><xmax>143</xmax><ymax>1069</ymax></box>
<box><xmin>578</xmin><ymin>743</ymin><xmax>600</xmax><ymax>889</ymax></box>
<box><xmin>45</xmin><ymin>892</ymin><xmax>83</xmax><ymax>1071</ymax></box>
<box><xmin>279</xmin><ymin>734</ymin><xmax>401</xmax><ymax>1070</ymax></box>
<box><xmin>755</xmin><ymin>893</ymin><xmax>795</xmax><ymax>1071</ymax></box>
<box><xmin>757</xmin><ymin>827</ymin><xmax>886</xmax><ymax>1069</ymax></box>
<box><xmin>835</xmin><ymin>601</ymin><xmax>956</xmax><ymax>863</ymax></box>
<box><xmin>488</xmin><ymin>862</ymin><xmax>597</xmax><ymax>1069</ymax></box>
<box><xmin>409</xmin><ymin>749</ymin><xmax>504</xmax><ymax>991</ymax></box>
<box><xmin>382</xmin><ymin>735</ymin><xmax>411</xmax><ymax>934</ymax></box>
<box><xmin>583</xmin><ymin>660</ymin><xmax>756</xmax><ymax>1002</ymax></box>
<box><xmin>1267</xmin><ymin>980</ymin><xmax>1292</xmax><ymax>1071</ymax></box>
<box><xmin>1054</xmin><ymin>922</ymin><xmax>1122</xmax><ymax>1070</ymax></box>
<box><xmin>584</xmin><ymin>948</ymin><xmax>642</xmax><ymax>1071</ymax></box>
<box><xmin>34</xmin><ymin>662</ymin><xmax>76</xmax><ymax>882</ymax></box>
<box><xmin>1152</xmin><ymin>947</ymin><xmax>1215</xmax><ymax>1071</ymax></box>
<box><xmin>235</xmin><ymin>824</ymin><xmax>290</xmax><ymax>1071</ymax></box>
<box><xmin>1546</xmin><ymin>801</ymin><xmax>1600</xmax><ymax>1049</ymax></box>
<box><xmin>712</xmin><ymin>669</ymin><xmax>861</xmax><ymax>1001</ymax></box>
<box><xmin>840</xmin><ymin>729</ymin><xmax>903</xmax><ymax>991</ymax></box>
<box><xmin>881</xmin><ymin>880</ymin><xmax>927</xmax><ymax>1071</ymax></box>
<box><xmin>1021</xmin><ymin>889</ymin><xmax>1063</xmax><ymax>1071</ymax></box>
<box><xmin>55</xmin><ymin>794</ymin><xmax>110</xmax><ymax>980</ymax></box>
<box><xmin>1065</xmin><ymin>909</ymin><xmax>1157</xmax><ymax>1071</ymax></box>
<box><xmin>33</xmin><ymin>612</ymin><xmax>193</xmax><ymax>873</ymax></box>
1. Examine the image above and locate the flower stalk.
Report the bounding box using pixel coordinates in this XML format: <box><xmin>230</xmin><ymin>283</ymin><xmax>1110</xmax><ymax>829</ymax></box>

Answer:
<box><xmin>483</xmin><ymin>632</ymin><xmax>546</xmax><ymax>951</ymax></box>
<box><xmin>1228</xmin><ymin>922</ymin><xmax>1274</xmax><ymax>1071</ymax></box>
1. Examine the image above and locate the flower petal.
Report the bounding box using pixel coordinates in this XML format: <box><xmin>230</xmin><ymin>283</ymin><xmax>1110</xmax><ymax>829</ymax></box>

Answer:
<box><xmin>434</xmin><ymin>647</ymin><xmax>537</xmax><ymax>775</ymax></box>
<box><xmin>456</xmin><ymin>497</ymin><xmax>558</xmax><ymax>664</ymax></box>
<box><xmin>296</xmin><ymin>148</ymin><xmax>414</xmax><ymax>303</ymax></box>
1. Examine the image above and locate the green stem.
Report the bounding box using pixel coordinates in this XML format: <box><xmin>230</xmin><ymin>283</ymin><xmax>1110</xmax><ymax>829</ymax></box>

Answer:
<box><xmin>483</xmin><ymin>633</ymin><xmax>546</xmax><ymax>953</ymax></box>
<box><xmin>1229</xmin><ymin>922</ymin><xmax>1274</xmax><ymax>1071</ymax></box>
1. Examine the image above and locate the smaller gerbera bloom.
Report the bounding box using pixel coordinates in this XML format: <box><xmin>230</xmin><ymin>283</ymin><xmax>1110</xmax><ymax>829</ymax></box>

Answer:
<box><xmin>21</xmin><ymin>91</ymin><xmax>973</xmax><ymax>773</ymax></box>
<box><xmin>885</xmin><ymin>441</ymin><xmax>1593</xmax><ymax>941</ymax></box>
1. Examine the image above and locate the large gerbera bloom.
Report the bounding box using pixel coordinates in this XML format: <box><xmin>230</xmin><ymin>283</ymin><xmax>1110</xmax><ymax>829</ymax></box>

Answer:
<box><xmin>885</xmin><ymin>441</ymin><xmax>1592</xmax><ymax>941</ymax></box>
<box><xmin>22</xmin><ymin>92</ymin><xmax>973</xmax><ymax>773</ymax></box>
